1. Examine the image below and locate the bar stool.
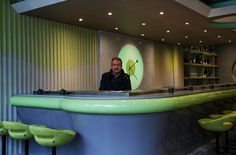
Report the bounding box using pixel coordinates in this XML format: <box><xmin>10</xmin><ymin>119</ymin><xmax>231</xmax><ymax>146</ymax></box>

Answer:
<box><xmin>2</xmin><ymin>121</ymin><xmax>33</xmax><ymax>155</ymax></box>
<box><xmin>198</xmin><ymin>113</ymin><xmax>235</xmax><ymax>155</ymax></box>
<box><xmin>0</xmin><ymin>122</ymin><xmax>8</xmax><ymax>155</ymax></box>
<box><xmin>29</xmin><ymin>125</ymin><xmax>76</xmax><ymax>155</ymax></box>
<box><xmin>221</xmin><ymin>110</ymin><xmax>236</xmax><ymax>150</ymax></box>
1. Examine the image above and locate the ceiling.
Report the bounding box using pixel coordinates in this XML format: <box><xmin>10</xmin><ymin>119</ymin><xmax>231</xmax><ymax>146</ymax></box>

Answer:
<box><xmin>14</xmin><ymin>0</ymin><xmax>236</xmax><ymax>46</ymax></box>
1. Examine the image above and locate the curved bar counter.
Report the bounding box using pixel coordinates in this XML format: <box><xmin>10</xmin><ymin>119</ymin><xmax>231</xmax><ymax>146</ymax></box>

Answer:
<box><xmin>10</xmin><ymin>84</ymin><xmax>236</xmax><ymax>155</ymax></box>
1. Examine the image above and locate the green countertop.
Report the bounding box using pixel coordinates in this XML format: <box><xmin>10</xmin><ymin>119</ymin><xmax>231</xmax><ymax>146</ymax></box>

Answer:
<box><xmin>10</xmin><ymin>88</ymin><xmax>236</xmax><ymax>114</ymax></box>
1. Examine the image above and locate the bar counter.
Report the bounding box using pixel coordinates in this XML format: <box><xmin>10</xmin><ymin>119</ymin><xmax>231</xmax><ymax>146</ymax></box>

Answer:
<box><xmin>10</xmin><ymin>84</ymin><xmax>236</xmax><ymax>155</ymax></box>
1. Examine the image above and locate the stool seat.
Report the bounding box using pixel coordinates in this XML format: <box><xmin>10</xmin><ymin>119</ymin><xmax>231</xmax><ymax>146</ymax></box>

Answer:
<box><xmin>198</xmin><ymin>112</ymin><xmax>236</xmax><ymax>132</ymax></box>
<box><xmin>2</xmin><ymin>121</ymin><xmax>32</xmax><ymax>155</ymax></box>
<box><xmin>222</xmin><ymin>110</ymin><xmax>233</xmax><ymax>115</ymax></box>
<box><xmin>0</xmin><ymin>122</ymin><xmax>8</xmax><ymax>136</ymax></box>
<box><xmin>2</xmin><ymin>121</ymin><xmax>33</xmax><ymax>140</ymax></box>
<box><xmin>209</xmin><ymin>114</ymin><xmax>224</xmax><ymax>119</ymax></box>
<box><xmin>29</xmin><ymin>125</ymin><xmax>76</xmax><ymax>147</ymax></box>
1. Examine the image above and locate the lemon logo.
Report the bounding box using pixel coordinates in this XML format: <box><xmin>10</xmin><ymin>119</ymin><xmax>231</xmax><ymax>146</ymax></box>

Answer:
<box><xmin>126</xmin><ymin>59</ymin><xmax>136</xmax><ymax>77</ymax></box>
<box><xmin>118</xmin><ymin>44</ymin><xmax>143</xmax><ymax>90</ymax></box>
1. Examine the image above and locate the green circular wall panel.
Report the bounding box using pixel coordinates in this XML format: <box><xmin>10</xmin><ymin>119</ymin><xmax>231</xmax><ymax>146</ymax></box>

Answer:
<box><xmin>118</xmin><ymin>44</ymin><xmax>144</xmax><ymax>90</ymax></box>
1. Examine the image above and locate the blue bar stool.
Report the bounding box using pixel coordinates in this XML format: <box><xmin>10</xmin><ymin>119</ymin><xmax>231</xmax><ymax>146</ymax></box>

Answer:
<box><xmin>3</xmin><ymin>121</ymin><xmax>33</xmax><ymax>155</ymax></box>
<box><xmin>29</xmin><ymin>125</ymin><xmax>76</xmax><ymax>155</ymax></box>
<box><xmin>0</xmin><ymin>122</ymin><xmax>8</xmax><ymax>155</ymax></box>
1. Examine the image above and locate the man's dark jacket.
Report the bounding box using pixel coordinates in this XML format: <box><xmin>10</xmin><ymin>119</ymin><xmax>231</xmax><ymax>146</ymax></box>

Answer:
<box><xmin>99</xmin><ymin>69</ymin><xmax>131</xmax><ymax>91</ymax></box>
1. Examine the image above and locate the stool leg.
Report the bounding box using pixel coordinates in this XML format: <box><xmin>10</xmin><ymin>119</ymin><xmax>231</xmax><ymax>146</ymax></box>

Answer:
<box><xmin>25</xmin><ymin>140</ymin><xmax>29</xmax><ymax>155</ymax></box>
<box><xmin>2</xmin><ymin>135</ymin><xmax>6</xmax><ymax>155</ymax></box>
<box><xmin>52</xmin><ymin>146</ymin><xmax>56</xmax><ymax>155</ymax></box>
<box><xmin>225</xmin><ymin>131</ymin><xmax>229</xmax><ymax>153</ymax></box>
<box><xmin>215</xmin><ymin>132</ymin><xmax>220</xmax><ymax>155</ymax></box>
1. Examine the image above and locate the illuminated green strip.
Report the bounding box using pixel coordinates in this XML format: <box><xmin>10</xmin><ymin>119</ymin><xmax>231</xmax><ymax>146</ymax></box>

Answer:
<box><xmin>10</xmin><ymin>96</ymin><xmax>63</xmax><ymax>109</ymax></box>
<box><xmin>208</xmin><ymin>0</ymin><xmax>236</xmax><ymax>8</ymax></box>
<box><xmin>10</xmin><ymin>0</ymin><xmax>24</xmax><ymax>4</ymax></box>
<box><xmin>10</xmin><ymin>89</ymin><xmax>236</xmax><ymax>114</ymax></box>
<box><xmin>209</xmin><ymin>21</ymin><xmax>236</xmax><ymax>28</ymax></box>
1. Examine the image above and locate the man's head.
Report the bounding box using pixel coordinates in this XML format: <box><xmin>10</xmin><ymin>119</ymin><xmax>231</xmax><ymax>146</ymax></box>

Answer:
<box><xmin>111</xmin><ymin>57</ymin><xmax>122</xmax><ymax>75</ymax></box>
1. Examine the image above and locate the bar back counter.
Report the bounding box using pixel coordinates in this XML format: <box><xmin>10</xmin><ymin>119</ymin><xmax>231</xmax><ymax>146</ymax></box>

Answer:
<box><xmin>10</xmin><ymin>84</ymin><xmax>236</xmax><ymax>155</ymax></box>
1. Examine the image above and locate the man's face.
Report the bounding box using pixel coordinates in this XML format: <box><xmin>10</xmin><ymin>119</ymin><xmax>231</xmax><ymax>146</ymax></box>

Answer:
<box><xmin>111</xmin><ymin>59</ymin><xmax>122</xmax><ymax>74</ymax></box>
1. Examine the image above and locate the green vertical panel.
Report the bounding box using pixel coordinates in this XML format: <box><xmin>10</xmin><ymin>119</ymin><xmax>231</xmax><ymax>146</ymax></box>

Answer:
<box><xmin>10</xmin><ymin>0</ymin><xmax>15</xmax><ymax>94</ymax></box>
<box><xmin>61</xmin><ymin>23</ymin><xmax>65</xmax><ymax>88</ymax></box>
<box><xmin>25</xmin><ymin>16</ymin><xmax>29</xmax><ymax>92</ymax></box>
<box><xmin>15</xmin><ymin>6</ymin><xmax>19</xmax><ymax>93</ymax></box>
<box><xmin>0</xmin><ymin>0</ymin><xmax>2</xmax><ymax>121</ymax></box>
<box><xmin>57</xmin><ymin>22</ymin><xmax>60</xmax><ymax>89</ymax></box>
<box><xmin>28</xmin><ymin>17</ymin><xmax>33</xmax><ymax>92</ymax></box>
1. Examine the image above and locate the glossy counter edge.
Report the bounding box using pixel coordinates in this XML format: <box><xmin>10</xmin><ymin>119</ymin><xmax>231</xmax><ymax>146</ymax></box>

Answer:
<box><xmin>10</xmin><ymin>88</ymin><xmax>236</xmax><ymax>114</ymax></box>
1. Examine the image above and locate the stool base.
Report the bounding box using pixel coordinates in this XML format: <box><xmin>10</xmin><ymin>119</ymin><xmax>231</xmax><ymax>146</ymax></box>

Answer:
<box><xmin>52</xmin><ymin>146</ymin><xmax>56</xmax><ymax>155</ymax></box>
<box><xmin>25</xmin><ymin>140</ymin><xmax>29</xmax><ymax>155</ymax></box>
<box><xmin>2</xmin><ymin>135</ymin><xmax>6</xmax><ymax>155</ymax></box>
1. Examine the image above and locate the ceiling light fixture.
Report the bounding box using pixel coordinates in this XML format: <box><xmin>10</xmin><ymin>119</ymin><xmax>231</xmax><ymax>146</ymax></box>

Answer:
<box><xmin>115</xmin><ymin>27</ymin><xmax>118</xmax><ymax>30</ymax></box>
<box><xmin>185</xmin><ymin>36</ymin><xmax>188</xmax><ymax>39</ymax></box>
<box><xmin>108</xmin><ymin>12</ymin><xmax>112</xmax><ymax>16</ymax></box>
<box><xmin>204</xmin><ymin>29</ymin><xmax>207</xmax><ymax>33</ymax></box>
<box><xmin>142</xmin><ymin>22</ymin><xmax>146</xmax><ymax>26</ymax></box>
<box><xmin>228</xmin><ymin>40</ymin><xmax>232</xmax><ymax>43</ymax></box>
<box><xmin>166</xmin><ymin>30</ymin><xmax>170</xmax><ymax>33</ymax></box>
<box><xmin>160</xmin><ymin>11</ymin><xmax>164</xmax><ymax>15</ymax></box>
<box><xmin>177</xmin><ymin>42</ymin><xmax>181</xmax><ymax>45</ymax></box>
<box><xmin>141</xmin><ymin>33</ymin><xmax>145</xmax><ymax>36</ymax></box>
<box><xmin>218</xmin><ymin>35</ymin><xmax>221</xmax><ymax>38</ymax></box>
<box><xmin>78</xmin><ymin>18</ymin><xmax>83</xmax><ymax>22</ymax></box>
<box><xmin>199</xmin><ymin>41</ymin><xmax>202</xmax><ymax>43</ymax></box>
<box><xmin>161</xmin><ymin>38</ymin><xmax>165</xmax><ymax>41</ymax></box>
<box><xmin>185</xmin><ymin>22</ymin><xmax>189</xmax><ymax>25</ymax></box>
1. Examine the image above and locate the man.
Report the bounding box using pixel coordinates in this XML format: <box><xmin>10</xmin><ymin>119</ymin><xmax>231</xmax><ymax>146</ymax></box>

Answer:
<box><xmin>99</xmin><ymin>57</ymin><xmax>131</xmax><ymax>91</ymax></box>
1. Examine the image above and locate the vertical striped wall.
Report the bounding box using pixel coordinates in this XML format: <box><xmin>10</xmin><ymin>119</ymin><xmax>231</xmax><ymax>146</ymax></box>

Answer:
<box><xmin>0</xmin><ymin>0</ymin><xmax>98</xmax><ymax>154</ymax></box>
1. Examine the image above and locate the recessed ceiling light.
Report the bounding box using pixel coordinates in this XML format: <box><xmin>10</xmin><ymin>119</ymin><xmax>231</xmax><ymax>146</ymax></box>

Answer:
<box><xmin>115</xmin><ymin>27</ymin><xmax>118</xmax><ymax>30</ymax></box>
<box><xmin>228</xmin><ymin>40</ymin><xmax>232</xmax><ymax>43</ymax></box>
<box><xmin>185</xmin><ymin>36</ymin><xmax>188</xmax><ymax>39</ymax></box>
<box><xmin>161</xmin><ymin>38</ymin><xmax>165</xmax><ymax>41</ymax></box>
<box><xmin>141</xmin><ymin>33</ymin><xmax>145</xmax><ymax>36</ymax></box>
<box><xmin>166</xmin><ymin>30</ymin><xmax>170</xmax><ymax>33</ymax></box>
<box><xmin>204</xmin><ymin>29</ymin><xmax>207</xmax><ymax>33</ymax></box>
<box><xmin>185</xmin><ymin>22</ymin><xmax>189</xmax><ymax>25</ymax></box>
<box><xmin>78</xmin><ymin>18</ymin><xmax>83</xmax><ymax>22</ymax></box>
<box><xmin>108</xmin><ymin>12</ymin><xmax>112</xmax><ymax>16</ymax></box>
<box><xmin>160</xmin><ymin>11</ymin><xmax>164</xmax><ymax>15</ymax></box>
<box><xmin>199</xmin><ymin>41</ymin><xmax>202</xmax><ymax>43</ymax></box>
<box><xmin>218</xmin><ymin>35</ymin><xmax>221</xmax><ymax>38</ymax></box>
<box><xmin>142</xmin><ymin>22</ymin><xmax>146</xmax><ymax>26</ymax></box>
<box><xmin>177</xmin><ymin>42</ymin><xmax>181</xmax><ymax>45</ymax></box>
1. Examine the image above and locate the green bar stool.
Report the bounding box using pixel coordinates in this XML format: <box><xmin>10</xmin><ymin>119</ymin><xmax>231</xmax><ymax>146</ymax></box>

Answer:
<box><xmin>198</xmin><ymin>114</ymin><xmax>235</xmax><ymax>155</ymax></box>
<box><xmin>221</xmin><ymin>110</ymin><xmax>236</xmax><ymax>150</ymax></box>
<box><xmin>2</xmin><ymin>121</ymin><xmax>33</xmax><ymax>155</ymax></box>
<box><xmin>29</xmin><ymin>125</ymin><xmax>76</xmax><ymax>155</ymax></box>
<box><xmin>0</xmin><ymin>122</ymin><xmax>8</xmax><ymax>155</ymax></box>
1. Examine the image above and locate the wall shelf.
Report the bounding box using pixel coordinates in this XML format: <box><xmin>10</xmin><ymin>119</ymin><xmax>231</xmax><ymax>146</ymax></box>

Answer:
<box><xmin>184</xmin><ymin>63</ymin><xmax>219</xmax><ymax>68</ymax></box>
<box><xmin>183</xmin><ymin>48</ymin><xmax>219</xmax><ymax>86</ymax></box>
<box><xmin>184</xmin><ymin>77</ymin><xmax>219</xmax><ymax>80</ymax></box>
